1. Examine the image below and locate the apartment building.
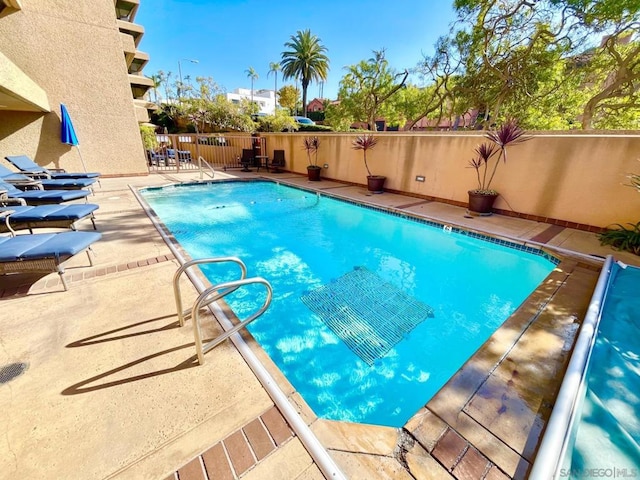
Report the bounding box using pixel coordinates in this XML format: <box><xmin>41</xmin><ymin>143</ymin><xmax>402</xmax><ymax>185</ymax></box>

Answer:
<box><xmin>0</xmin><ymin>0</ymin><xmax>152</xmax><ymax>175</ymax></box>
<box><xmin>226</xmin><ymin>88</ymin><xmax>276</xmax><ymax>115</ymax></box>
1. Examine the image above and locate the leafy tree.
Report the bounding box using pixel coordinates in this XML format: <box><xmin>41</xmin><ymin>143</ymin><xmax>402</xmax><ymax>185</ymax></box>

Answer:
<box><xmin>404</xmin><ymin>36</ymin><xmax>464</xmax><ymax>130</ymax></box>
<box><xmin>451</xmin><ymin>0</ymin><xmax>640</xmax><ymax>129</ymax></box>
<box><xmin>256</xmin><ymin>109</ymin><xmax>298</xmax><ymax>132</ymax></box>
<box><xmin>334</xmin><ymin>49</ymin><xmax>409</xmax><ymax>131</ymax></box>
<box><xmin>281</xmin><ymin>29</ymin><xmax>330</xmax><ymax>117</ymax></box>
<box><xmin>277</xmin><ymin>85</ymin><xmax>300</xmax><ymax>114</ymax></box>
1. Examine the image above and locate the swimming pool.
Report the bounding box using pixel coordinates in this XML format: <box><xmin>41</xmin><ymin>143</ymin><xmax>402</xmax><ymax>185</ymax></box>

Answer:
<box><xmin>141</xmin><ymin>180</ymin><xmax>557</xmax><ymax>427</ymax></box>
<box><xmin>532</xmin><ymin>258</ymin><xmax>640</xmax><ymax>478</ymax></box>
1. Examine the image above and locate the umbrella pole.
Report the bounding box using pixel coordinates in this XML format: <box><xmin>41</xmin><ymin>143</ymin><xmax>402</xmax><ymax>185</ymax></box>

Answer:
<box><xmin>75</xmin><ymin>145</ymin><xmax>88</xmax><ymax>173</ymax></box>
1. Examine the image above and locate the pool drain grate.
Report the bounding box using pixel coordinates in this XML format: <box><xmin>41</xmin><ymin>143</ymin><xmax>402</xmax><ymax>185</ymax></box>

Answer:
<box><xmin>0</xmin><ymin>362</ymin><xmax>28</xmax><ymax>385</ymax></box>
<box><xmin>301</xmin><ymin>266</ymin><xmax>434</xmax><ymax>365</ymax></box>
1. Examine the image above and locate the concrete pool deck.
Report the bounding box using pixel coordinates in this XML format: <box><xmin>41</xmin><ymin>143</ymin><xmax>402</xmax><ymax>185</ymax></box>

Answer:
<box><xmin>1</xmin><ymin>169</ymin><xmax>638</xmax><ymax>480</ymax></box>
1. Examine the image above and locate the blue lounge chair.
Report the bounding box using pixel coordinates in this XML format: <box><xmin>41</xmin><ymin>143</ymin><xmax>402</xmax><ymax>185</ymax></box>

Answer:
<box><xmin>0</xmin><ymin>204</ymin><xmax>98</xmax><ymax>233</ymax></box>
<box><xmin>0</xmin><ymin>164</ymin><xmax>96</xmax><ymax>190</ymax></box>
<box><xmin>0</xmin><ymin>218</ymin><xmax>101</xmax><ymax>291</ymax></box>
<box><xmin>0</xmin><ymin>179</ymin><xmax>90</xmax><ymax>205</ymax></box>
<box><xmin>4</xmin><ymin>155</ymin><xmax>101</xmax><ymax>179</ymax></box>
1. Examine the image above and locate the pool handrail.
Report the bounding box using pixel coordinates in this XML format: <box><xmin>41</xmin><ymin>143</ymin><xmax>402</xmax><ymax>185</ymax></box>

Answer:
<box><xmin>173</xmin><ymin>257</ymin><xmax>247</xmax><ymax>326</ymax></box>
<box><xmin>197</xmin><ymin>155</ymin><xmax>215</xmax><ymax>179</ymax></box>
<box><xmin>191</xmin><ymin>276</ymin><xmax>272</xmax><ymax>365</ymax></box>
<box><xmin>529</xmin><ymin>255</ymin><xmax>615</xmax><ymax>479</ymax></box>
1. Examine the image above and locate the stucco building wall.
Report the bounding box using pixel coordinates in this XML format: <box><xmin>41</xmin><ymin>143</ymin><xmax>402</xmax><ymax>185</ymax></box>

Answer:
<box><xmin>0</xmin><ymin>1</ymin><xmax>147</xmax><ymax>176</ymax></box>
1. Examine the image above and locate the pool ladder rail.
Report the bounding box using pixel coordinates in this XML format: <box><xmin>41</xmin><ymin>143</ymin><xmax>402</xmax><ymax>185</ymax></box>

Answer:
<box><xmin>173</xmin><ymin>257</ymin><xmax>273</xmax><ymax>365</ymax></box>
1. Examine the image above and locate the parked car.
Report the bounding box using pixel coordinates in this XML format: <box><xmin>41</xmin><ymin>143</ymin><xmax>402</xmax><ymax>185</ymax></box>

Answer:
<box><xmin>293</xmin><ymin>116</ymin><xmax>316</xmax><ymax>126</ymax></box>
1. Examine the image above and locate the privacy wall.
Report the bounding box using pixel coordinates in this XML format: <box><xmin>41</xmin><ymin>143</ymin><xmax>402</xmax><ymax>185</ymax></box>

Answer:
<box><xmin>262</xmin><ymin>132</ymin><xmax>640</xmax><ymax>229</ymax></box>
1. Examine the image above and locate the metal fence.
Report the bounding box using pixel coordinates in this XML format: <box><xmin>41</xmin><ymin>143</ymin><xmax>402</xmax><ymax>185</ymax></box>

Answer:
<box><xmin>147</xmin><ymin>133</ymin><xmax>267</xmax><ymax>173</ymax></box>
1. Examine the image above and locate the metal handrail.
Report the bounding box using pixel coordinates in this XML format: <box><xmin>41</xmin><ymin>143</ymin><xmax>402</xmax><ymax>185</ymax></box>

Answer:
<box><xmin>173</xmin><ymin>257</ymin><xmax>247</xmax><ymax>326</ymax></box>
<box><xmin>191</xmin><ymin>277</ymin><xmax>272</xmax><ymax>364</ymax></box>
<box><xmin>197</xmin><ymin>155</ymin><xmax>216</xmax><ymax>179</ymax></box>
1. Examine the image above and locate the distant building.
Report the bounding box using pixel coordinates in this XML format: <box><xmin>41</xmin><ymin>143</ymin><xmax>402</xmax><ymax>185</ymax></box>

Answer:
<box><xmin>306</xmin><ymin>98</ymin><xmax>326</xmax><ymax>113</ymax></box>
<box><xmin>226</xmin><ymin>88</ymin><xmax>276</xmax><ymax>115</ymax></box>
<box><xmin>0</xmin><ymin>0</ymin><xmax>152</xmax><ymax>175</ymax></box>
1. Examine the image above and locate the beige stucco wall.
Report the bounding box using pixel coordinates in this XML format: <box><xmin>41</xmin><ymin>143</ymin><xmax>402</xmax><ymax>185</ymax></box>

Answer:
<box><xmin>0</xmin><ymin>1</ymin><xmax>147</xmax><ymax>176</ymax></box>
<box><xmin>262</xmin><ymin>132</ymin><xmax>640</xmax><ymax>228</ymax></box>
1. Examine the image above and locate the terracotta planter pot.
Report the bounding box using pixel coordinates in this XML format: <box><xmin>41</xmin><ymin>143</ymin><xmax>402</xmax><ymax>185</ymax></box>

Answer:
<box><xmin>367</xmin><ymin>175</ymin><xmax>386</xmax><ymax>193</ymax></box>
<box><xmin>467</xmin><ymin>190</ymin><xmax>499</xmax><ymax>216</ymax></box>
<box><xmin>307</xmin><ymin>166</ymin><xmax>321</xmax><ymax>181</ymax></box>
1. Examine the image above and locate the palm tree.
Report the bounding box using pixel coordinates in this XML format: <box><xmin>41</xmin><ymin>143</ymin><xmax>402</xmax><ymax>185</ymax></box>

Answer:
<box><xmin>245</xmin><ymin>66</ymin><xmax>259</xmax><ymax>105</ymax></box>
<box><xmin>281</xmin><ymin>29</ymin><xmax>329</xmax><ymax>117</ymax></box>
<box><xmin>268</xmin><ymin>62</ymin><xmax>281</xmax><ymax>111</ymax></box>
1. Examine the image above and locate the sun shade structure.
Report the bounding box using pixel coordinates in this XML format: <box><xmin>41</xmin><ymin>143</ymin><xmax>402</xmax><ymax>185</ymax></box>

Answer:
<box><xmin>60</xmin><ymin>103</ymin><xmax>88</xmax><ymax>173</ymax></box>
<box><xmin>301</xmin><ymin>266</ymin><xmax>434</xmax><ymax>365</ymax></box>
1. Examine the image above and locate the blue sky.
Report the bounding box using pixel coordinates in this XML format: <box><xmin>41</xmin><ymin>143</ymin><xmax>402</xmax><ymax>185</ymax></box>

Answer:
<box><xmin>135</xmin><ymin>0</ymin><xmax>458</xmax><ymax>101</ymax></box>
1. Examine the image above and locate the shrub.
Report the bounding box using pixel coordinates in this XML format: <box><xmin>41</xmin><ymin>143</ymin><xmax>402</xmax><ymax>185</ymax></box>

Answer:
<box><xmin>298</xmin><ymin>124</ymin><xmax>332</xmax><ymax>132</ymax></box>
<box><xmin>598</xmin><ymin>222</ymin><xmax>640</xmax><ymax>255</ymax></box>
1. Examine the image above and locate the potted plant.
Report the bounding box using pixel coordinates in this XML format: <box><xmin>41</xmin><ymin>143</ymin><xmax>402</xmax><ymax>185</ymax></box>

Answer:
<box><xmin>303</xmin><ymin>136</ymin><xmax>321</xmax><ymax>181</ymax></box>
<box><xmin>352</xmin><ymin>134</ymin><xmax>385</xmax><ymax>193</ymax></box>
<box><xmin>467</xmin><ymin>119</ymin><xmax>530</xmax><ymax>215</ymax></box>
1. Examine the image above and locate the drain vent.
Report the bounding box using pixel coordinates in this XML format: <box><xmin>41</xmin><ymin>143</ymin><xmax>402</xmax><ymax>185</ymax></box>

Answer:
<box><xmin>301</xmin><ymin>266</ymin><xmax>434</xmax><ymax>365</ymax></box>
<box><xmin>0</xmin><ymin>362</ymin><xmax>28</xmax><ymax>384</ymax></box>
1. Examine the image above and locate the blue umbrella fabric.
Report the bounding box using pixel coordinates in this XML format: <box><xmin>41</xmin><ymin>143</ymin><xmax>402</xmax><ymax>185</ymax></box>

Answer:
<box><xmin>61</xmin><ymin>103</ymin><xmax>79</xmax><ymax>146</ymax></box>
<box><xmin>60</xmin><ymin>103</ymin><xmax>87</xmax><ymax>172</ymax></box>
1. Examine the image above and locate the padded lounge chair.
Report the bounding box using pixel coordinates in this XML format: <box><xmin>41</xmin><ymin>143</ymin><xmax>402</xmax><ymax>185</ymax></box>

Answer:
<box><xmin>240</xmin><ymin>148</ymin><xmax>254</xmax><ymax>172</ymax></box>
<box><xmin>0</xmin><ymin>164</ymin><xmax>96</xmax><ymax>190</ymax></box>
<box><xmin>269</xmin><ymin>150</ymin><xmax>285</xmax><ymax>173</ymax></box>
<box><xmin>0</xmin><ymin>221</ymin><xmax>101</xmax><ymax>291</ymax></box>
<box><xmin>0</xmin><ymin>180</ymin><xmax>90</xmax><ymax>205</ymax></box>
<box><xmin>5</xmin><ymin>155</ymin><xmax>101</xmax><ymax>179</ymax></box>
<box><xmin>166</xmin><ymin>149</ymin><xmax>192</xmax><ymax>163</ymax></box>
<box><xmin>0</xmin><ymin>204</ymin><xmax>98</xmax><ymax>233</ymax></box>
<box><xmin>147</xmin><ymin>149</ymin><xmax>167</xmax><ymax>166</ymax></box>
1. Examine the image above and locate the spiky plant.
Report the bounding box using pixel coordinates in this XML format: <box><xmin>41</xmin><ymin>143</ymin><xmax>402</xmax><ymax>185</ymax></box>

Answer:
<box><xmin>302</xmin><ymin>136</ymin><xmax>320</xmax><ymax>167</ymax></box>
<box><xmin>468</xmin><ymin>119</ymin><xmax>530</xmax><ymax>194</ymax></box>
<box><xmin>352</xmin><ymin>134</ymin><xmax>378</xmax><ymax>177</ymax></box>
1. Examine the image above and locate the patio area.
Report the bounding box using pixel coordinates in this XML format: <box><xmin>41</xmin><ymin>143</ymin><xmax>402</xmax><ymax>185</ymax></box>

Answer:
<box><xmin>1</xmin><ymin>168</ymin><xmax>637</xmax><ymax>480</ymax></box>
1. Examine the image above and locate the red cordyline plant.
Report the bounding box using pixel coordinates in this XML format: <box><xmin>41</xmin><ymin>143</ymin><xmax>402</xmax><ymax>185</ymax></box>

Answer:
<box><xmin>352</xmin><ymin>134</ymin><xmax>378</xmax><ymax>177</ymax></box>
<box><xmin>302</xmin><ymin>136</ymin><xmax>321</xmax><ymax>167</ymax></box>
<box><xmin>468</xmin><ymin>119</ymin><xmax>530</xmax><ymax>194</ymax></box>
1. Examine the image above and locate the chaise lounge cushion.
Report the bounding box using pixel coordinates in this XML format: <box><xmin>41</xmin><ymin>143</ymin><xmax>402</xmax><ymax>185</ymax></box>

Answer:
<box><xmin>0</xmin><ymin>164</ymin><xmax>96</xmax><ymax>190</ymax></box>
<box><xmin>1</xmin><ymin>204</ymin><xmax>98</xmax><ymax>222</ymax></box>
<box><xmin>0</xmin><ymin>180</ymin><xmax>90</xmax><ymax>204</ymax></box>
<box><xmin>5</xmin><ymin>155</ymin><xmax>101</xmax><ymax>179</ymax></box>
<box><xmin>0</xmin><ymin>231</ymin><xmax>102</xmax><ymax>262</ymax></box>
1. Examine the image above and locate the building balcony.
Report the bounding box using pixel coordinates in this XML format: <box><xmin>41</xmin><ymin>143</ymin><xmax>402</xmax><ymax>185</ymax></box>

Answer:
<box><xmin>0</xmin><ymin>51</ymin><xmax>50</xmax><ymax>112</ymax></box>
<box><xmin>114</xmin><ymin>0</ymin><xmax>139</xmax><ymax>23</ymax></box>
<box><xmin>0</xmin><ymin>0</ymin><xmax>22</xmax><ymax>18</ymax></box>
<box><xmin>129</xmin><ymin>50</ymin><xmax>149</xmax><ymax>75</ymax></box>
<box><xmin>128</xmin><ymin>73</ymin><xmax>154</xmax><ymax>99</ymax></box>
<box><xmin>116</xmin><ymin>19</ymin><xmax>144</xmax><ymax>47</ymax></box>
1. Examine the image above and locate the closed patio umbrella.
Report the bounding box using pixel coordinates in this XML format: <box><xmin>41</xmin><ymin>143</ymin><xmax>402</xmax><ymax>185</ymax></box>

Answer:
<box><xmin>60</xmin><ymin>103</ymin><xmax>88</xmax><ymax>173</ymax></box>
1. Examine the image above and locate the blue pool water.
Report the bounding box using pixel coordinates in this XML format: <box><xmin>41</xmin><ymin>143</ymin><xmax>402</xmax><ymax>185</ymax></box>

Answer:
<box><xmin>563</xmin><ymin>262</ymin><xmax>640</xmax><ymax>477</ymax></box>
<box><xmin>141</xmin><ymin>180</ymin><xmax>556</xmax><ymax>427</ymax></box>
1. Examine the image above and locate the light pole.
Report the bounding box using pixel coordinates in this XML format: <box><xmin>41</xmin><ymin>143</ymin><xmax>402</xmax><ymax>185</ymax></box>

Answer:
<box><xmin>177</xmin><ymin>58</ymin><xmax>198</xmax><ymax>98</ymax></box>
